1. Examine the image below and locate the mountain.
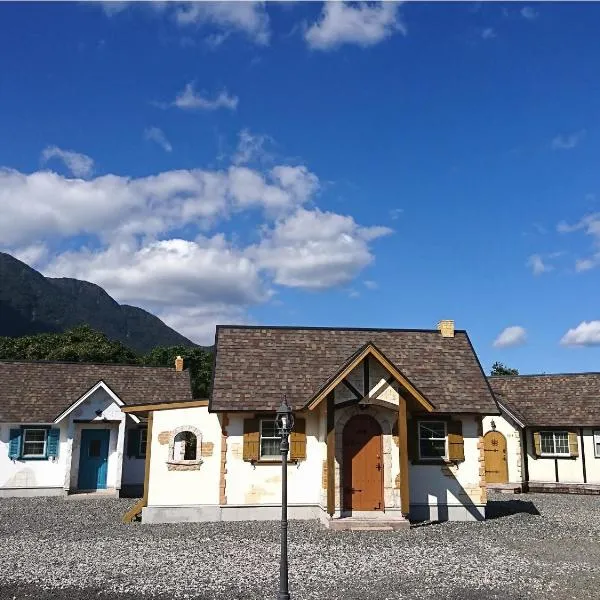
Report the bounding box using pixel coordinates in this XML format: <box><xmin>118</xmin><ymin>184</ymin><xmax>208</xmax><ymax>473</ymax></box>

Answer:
<box><xmin>0</xmin><ymin>252</ymin><xmax>196</xmax><ymax>352</ymax></box>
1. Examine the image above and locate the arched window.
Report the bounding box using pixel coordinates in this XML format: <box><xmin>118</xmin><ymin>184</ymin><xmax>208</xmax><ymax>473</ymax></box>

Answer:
<box><xmin>174</xmin><ymin>431</ymin><xmax>197</xmax><ymax>461</ymax></box>
<box><xmin>167</xmin><ymin>426</ymin><xmax>203</xmax><ymax>470</ymax></box>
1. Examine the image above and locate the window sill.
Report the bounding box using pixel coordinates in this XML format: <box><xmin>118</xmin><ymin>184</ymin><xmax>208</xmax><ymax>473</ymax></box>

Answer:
<box><xmin>167</xmin><ymin>459</ymin><xmax>203</xmax><ymax>471</ymax></box>
<box><xmin>251</xmin><ymin>459</ymin><xmax>299</xmax><ymax>466</ymax></box>
<box><xmin>412</xmin><ymin>458</ymin><xmax>461</xmax><ymax>465</ymax></box>
<box><xmin>16</xmin><ymin>456</ymin><xmax>51</xmax><ymax>461</ymax></box>
<box><xmin>538</xmin><ymin>454</ymin><xmax>575</xmax><ymax>459</ymax></box>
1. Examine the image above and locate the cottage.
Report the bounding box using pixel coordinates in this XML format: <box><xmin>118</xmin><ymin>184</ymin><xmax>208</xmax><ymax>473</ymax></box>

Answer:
<box><xmin>483</xmin><ymin>374</ymin><xmax>600</xmax><ymax>493</ymax></box>
<box><xmin>0</xmin><ymin>360</ymin><xmax>192</xmax><ymax>497</ymax></box>
<box><xmin>125</xmin><ymin>322</ymin><xmax>500</xmax><ymax>527</ymax></box>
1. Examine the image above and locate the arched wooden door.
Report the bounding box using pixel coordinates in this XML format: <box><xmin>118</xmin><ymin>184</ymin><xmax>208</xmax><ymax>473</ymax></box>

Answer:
<box><xmin>484</xmin><ymin>431</ymin><xmax>508</xmax><ymax>484</ymax></box>
<box><xmin>343</xmin><ymin>414</ymin><xmax>384</xmax><ymax>511</ymax></box>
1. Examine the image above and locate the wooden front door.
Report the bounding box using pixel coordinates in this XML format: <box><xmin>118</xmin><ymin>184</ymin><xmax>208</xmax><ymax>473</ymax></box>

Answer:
<box><xmin>484</xmin><ymin>431</ymin><xmax>508</xmax><ymax>484</ymax></box>
<box><xmin>343</xmin><ymin>414</ymin><xmax>384</xmax><ymax>511</ymax></box>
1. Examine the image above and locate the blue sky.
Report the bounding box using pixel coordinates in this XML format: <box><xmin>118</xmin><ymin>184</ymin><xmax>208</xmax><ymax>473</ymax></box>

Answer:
<box><xmin>1</xmin><ymin>1</ymin><xmax>600</xmax><ymax>374</ymax></box>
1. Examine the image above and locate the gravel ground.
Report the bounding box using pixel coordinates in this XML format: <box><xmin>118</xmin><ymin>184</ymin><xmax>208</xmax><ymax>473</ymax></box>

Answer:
<box><xmin>0</xmin><ymin>493</ymin><xmax>599</xmax><ymax>600</ymax></box>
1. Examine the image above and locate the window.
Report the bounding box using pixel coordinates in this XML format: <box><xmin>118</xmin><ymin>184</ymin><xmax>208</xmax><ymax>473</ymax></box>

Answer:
<box><xmin>540</xmin><ymin>431</ymin><xmax>569</xmax><ymax>456</ymax></box>
<box><xmin>139</xmin><ymin>428</ymin><xmax>147</xmax><ymax>458</ymax></box>
<box><xmin>418</xmin><ymin>421</ymin><xmax>447</xmax><ymax>460</ymax></box>
<box><xmin>88</xmin><ymin>439</ymin><xmax>101</xmax><ymax>458</ymax></box>
<box><xmin>594</xmin><ymin>431</ymin><xmax>600</xmax><ymax>458</ymax></box>
<box><xmin>22</xmin><ymin>428</ymin><xmax>47</xmax><ymax>458</ymax></box>
<box><xmin>173</xmin><ymin>431</ymin><xmax>197</xmax><ymax>461</ymax></box>
<box><xmin>260</xmin><ymin>419</ymin><xmax>281</xmax><ymax>459</ymax></box>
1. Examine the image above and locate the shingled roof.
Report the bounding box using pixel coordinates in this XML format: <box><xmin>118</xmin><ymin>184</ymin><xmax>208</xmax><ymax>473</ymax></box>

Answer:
<box><xmin>210</xmin><ymin>326</ymin><xmax>499</xmax><ymax>414</ymax></box>
<box><xmin>0</xmin><ymin>361</ymin><xmax>193</xmax><ymax>423</ymax></box>
<box><xmin>489</xmin><ymin>373</ymin><xmax>600</xmax><ymax>427</ymax></box>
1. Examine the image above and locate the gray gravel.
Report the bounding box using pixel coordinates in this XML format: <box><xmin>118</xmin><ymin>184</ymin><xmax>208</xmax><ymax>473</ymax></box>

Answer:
<box><xmin>1</xmin><ymin>493</ymin><xmax>599</xmax><ymax>599</ymax></box>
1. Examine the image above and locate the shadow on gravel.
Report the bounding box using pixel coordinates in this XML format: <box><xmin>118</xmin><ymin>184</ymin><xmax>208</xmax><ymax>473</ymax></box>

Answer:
<box><xmin>486</xmin><ymin>499</ymin><xmax>540</xmax><ymax>519</ymax></box>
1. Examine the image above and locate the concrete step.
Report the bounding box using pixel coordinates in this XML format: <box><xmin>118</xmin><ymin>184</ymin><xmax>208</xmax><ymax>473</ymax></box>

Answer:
<box><xmin>326</xmin><ymin>518</ymin><xmax>409</xmax><ymax>531</ymax></box>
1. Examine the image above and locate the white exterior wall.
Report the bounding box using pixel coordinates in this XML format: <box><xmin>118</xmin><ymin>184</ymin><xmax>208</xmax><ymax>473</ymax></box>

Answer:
<box><xmin>225</xmin><ymin>411</ymin><xmax>322</xmax><ymax>507</ymax></box>
<box><xmin>147</xmin><ymin>406</ymin><xmax>222</xmax><ymax>507</ymax></box>
<box><xmin>409</xmin><ymin>416</ymin><xmax>484</xmax><ymax>510</ymax></box>
<box><xmin>0</xmin><ymin>422</ymin><xmax>70</xmax><ymax>493</ymax></box>
<box><xmin>583</xmin><ymin>428</ymin><xmax>600</xmax><ymax>483</ymax></box>
<box><xmin>482</xmin><ymin>413</ymin><xmax>523</xmax><ymax>483</ymax></box>
<box><xmin>1</xmin><ymin>385</ymin><xmax>144</xmax><ymax>496</ymax></box>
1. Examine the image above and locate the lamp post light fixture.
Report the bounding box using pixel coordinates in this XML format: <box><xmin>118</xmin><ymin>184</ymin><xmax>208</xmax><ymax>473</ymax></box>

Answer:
<box><xmin>276</xmin><ymin>394</ymin><xmax>294</xmax><ymax>600</ymax></box>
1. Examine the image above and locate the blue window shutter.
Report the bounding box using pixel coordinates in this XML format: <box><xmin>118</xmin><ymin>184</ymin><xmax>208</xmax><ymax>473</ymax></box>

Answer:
<box><xmin>47</xmin><ymin>429</ymin><xmax>60</xmax><ymax>459</ymax></box>
<box><xmin>8</xmin><ymin>429</ymin><xmax>21</xmax><ymax>459</ymax></box>
<box><xmin>127</xmin><ymin>429</ymin><xmax>140</xmax><ymax>458</ymax></box>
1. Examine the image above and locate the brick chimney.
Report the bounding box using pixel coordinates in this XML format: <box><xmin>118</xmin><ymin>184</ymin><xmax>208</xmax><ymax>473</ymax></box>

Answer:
<box><xmin>437</xmin><ymin>320</ymin><xmax>455</xmax><ymax>338</ymax></box>
<box><xmin>175</xmin><ymin>355</ymin><xmax>184</xmax><ymax>371</ymax></box>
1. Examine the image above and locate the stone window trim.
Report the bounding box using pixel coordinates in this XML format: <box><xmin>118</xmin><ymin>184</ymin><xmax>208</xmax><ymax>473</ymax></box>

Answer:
<box><xmin>167</xmin><ymin>425</ymin><xmax>203</xmax><ymax>469</ymax></box>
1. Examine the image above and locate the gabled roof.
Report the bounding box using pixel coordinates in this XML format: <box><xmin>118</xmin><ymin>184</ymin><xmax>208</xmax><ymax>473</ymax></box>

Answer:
<box><xmin>210</xmin><ymin>325</ymin><xmax>498</xmax><ymax>413</ymax></box>
<box><xmin>488</xmin><ymin>373</ymin><xmax>600</xmax><ymax>427</ymax></box>
<box><xmin>306</xmin><ymin>342</ymin><xmax>434</xmax><ymax>412</ymax></box>
<box><xmin>0</xmin><ymin>361</ymin><xmax>193</xmax><ymax>423</ymax></box>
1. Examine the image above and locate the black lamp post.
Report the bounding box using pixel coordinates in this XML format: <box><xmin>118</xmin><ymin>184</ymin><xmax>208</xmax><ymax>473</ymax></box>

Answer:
<box><xmin>276</xmin><ymin>394</ymin><xmax>294</xmax><ymax>600</ymax></box>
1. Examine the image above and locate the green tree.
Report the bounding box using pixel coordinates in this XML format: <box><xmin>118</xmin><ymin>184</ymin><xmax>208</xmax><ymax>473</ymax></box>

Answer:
<box><xmin>141</xmin><ymin>345</ymin><xmax>213</xmax><ymax>398</ymax></box>
<box><xmin>490</xmin><ymin>361</ymin><xmax>519</xmax><ymax>376</ymax></box>
<box><xmin>0</xmin><ymin>325</ymin><xmax>139</xmax><ymax>364</ymax></box>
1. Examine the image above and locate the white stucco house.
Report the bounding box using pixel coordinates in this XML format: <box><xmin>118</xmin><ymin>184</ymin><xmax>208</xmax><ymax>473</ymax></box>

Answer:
<box><xmin>124</xmin><ymin>322</ymin><xmax>501</xmax><ymax>528</ymax></box>
<box><xmin>0</xmin><ymin>360</ymin><xmax>192</xmax><ymax>497</ymax></box>
<box><xmin>483</xmin><ymin>374</ymin><xmax>600</xmax><ymax>493</ymax></box>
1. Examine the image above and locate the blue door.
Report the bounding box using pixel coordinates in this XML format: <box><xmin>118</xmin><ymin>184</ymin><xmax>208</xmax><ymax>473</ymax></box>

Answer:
<box><xmin>78</xmin><ymin>429</ymin><xmax>110</xmax><ymax>490</ymax></box>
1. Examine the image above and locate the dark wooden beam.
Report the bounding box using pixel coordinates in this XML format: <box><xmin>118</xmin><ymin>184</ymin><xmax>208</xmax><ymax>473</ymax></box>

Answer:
<box><xmin>363</xmin><ymin>356</ymin><xmax>370</xmax><ymax>397</ymax></box>
<box><xmin>398</xmin><ymin>395</ymin><xmax>410</xmax><ymax>516</ymax></box>
<box><xmin>326</xmin><ymin>391</ymin><xmax>335</xmax><ymax>517</ymax></box>
<box><xmin>342</xmin><ymin>378</ymin><xmax>361</xmax><ymax>400</ymax></box>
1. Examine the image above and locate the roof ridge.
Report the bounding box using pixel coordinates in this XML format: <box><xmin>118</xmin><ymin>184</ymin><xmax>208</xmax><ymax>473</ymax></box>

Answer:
<box><xmin>0</xmin><ymin>359</ymin><xmax>179</xmax><ymax>370</ymax></box>
<box><xmin>489</xmin><ymin>371</ymin><xmax>600</xmax><ymax>379</ymax></box>
<box><xmin>216</xmin><ymin>324</ymin><xmax>468</xmax><ymax>334</ymax></box>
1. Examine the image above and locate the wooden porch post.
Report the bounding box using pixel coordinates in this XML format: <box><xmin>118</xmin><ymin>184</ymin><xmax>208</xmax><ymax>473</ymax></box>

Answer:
<box><xmin>397</xmin><ymin>395</ymin><xmax>410</xmax><ymax>516</ymax></box>
<box><xmin>326</xmin><ymin>391</ymin><xmax>335</xmax><ymax>517</ymax></box>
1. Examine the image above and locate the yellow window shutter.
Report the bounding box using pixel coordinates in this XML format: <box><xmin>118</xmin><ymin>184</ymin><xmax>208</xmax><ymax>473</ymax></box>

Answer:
<box><xmin>533</xmin><ymin>431</ymin><xmax>541</xmax><ymax>456</ymax></box>
<box><xmin>407</xmin><ymin>419</ymin><xmax>419</xmax><ymax>462</ymax></box>
<box><xmin>290</xmin><ymin>418</ymin><xmax>306</xmax><ymax>461</ymax></box>
<box><xmin>568</xmin><ymin>431</ymin><xmax>579</xmax><ymax>457</ymax></box>
<box><xmin>447</xmin><ymin>420</ymin><xmax>465</xmax><ymax>462</ymax></box>
<box><xmin>243</xmin><ymin>418</ymin><xmax>260</xmax><ymax>462</ymax></box>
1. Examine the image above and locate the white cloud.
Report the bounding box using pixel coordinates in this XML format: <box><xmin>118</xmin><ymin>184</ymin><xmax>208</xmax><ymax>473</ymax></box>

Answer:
<box><xmin>493</xmin><ymin>326</ymin><xmax>527</xmax><ymax>348</ymax></box>
<box><xmin>527</xmin><ymin>254</ymin><xmax>553</xmax><ymax>275</ymax></box>
<box><xmin>363</xmin><ymin>280</ymin><xmax>378</xmax><ymax>290</ymax></box>
<box><xmin>561</xmin><ymin>321</ymin><xmax>600</xmax><ymax>347</ymax></box>
<box><xmin>173</xmin><ymin>1</ymin><xmax>270</xmax><ymax>45</ymax></box>
<box><xmin>389</xmin><ymin>208</ymin><xmax>403</xmax><ymax>220</ymax></box>
<box><xmin>558</xmin><ymin>213</ymin><xmax>600</xmax><ymax>272</ymax></box>
<box><xmin>41</xmin><ymin>146</ymin><xmax>94</xmax><ymax>178</ymax></box>
<box><xmin>305</xmin><ymin>1</ymin><xmax>405</xmax><ymax>50</ymax></box>
<box><xmin>232</xmin><ymin>129</ymin><xmax>273</xmax><ymax>165</ymax></box>
<box><xmin>250</xmin><ymin>208</ymin><xmax>392</xmax><ymax>289</ymax></box>
<box><xmin>551</xmin><ymin>129</ymin><xmax>586</xmax><ymax>150</ymax></box>
<box><xmin>520</xmin><ymin>6</ymin><xmax>538</xmax><ymax>20</ymax></box>
<box><xmin>144</xmin><ymin>127</ymin><xmax>173</xmax><ymax>152</ymax></box>
<box><xmin>99</xmin><ymin>1</ymin><xmax>270</xmax><ymax>45</ymax></box>
<box><xmin>481</xmin><ymin>28</ymin><xmax>496</xmax><ymax>40</ymax></box>
<box><xmin>173</xmin><ymin>82</ymin><xmax>238</xmax><ymax>111</ymax></box>
<box><xmin>11</xmin><ymin>243</ymin><xmax>48</xmax><ymax>268</ymax></box>
<box><xmin>4</xmin><ymin>147</ymin><xmax>391</xmax><ymax>343</ymax></box>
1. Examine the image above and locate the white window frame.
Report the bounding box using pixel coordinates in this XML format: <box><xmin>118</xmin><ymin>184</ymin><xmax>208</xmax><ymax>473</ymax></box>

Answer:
<box><xmin>593</xmin><ymin>430</ymin><xmax>600</xmax><ymax>459</ymax></box>
<box><xmin>539</xmin><ymin>430</ymin><xmax>570</xmax><ymax>457</ymax></box>
<box><xmin>418</xmin><ymin>420</ymin><xmax>448</xmax><ymax>461</ymax></box>
<box><xmin>22</xmin><ymin>428</ymin><xmax>48</xmax><ymax>458</ymax></box>
<box><xmin>259</xmin><ymin>418</ymin><xmax>282</xmax><ymax>460</ymax></box>
<box><xmin>139</xmin><ymin>428</ymin><xmax>147</xmax><ymax>458</ymax></box>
